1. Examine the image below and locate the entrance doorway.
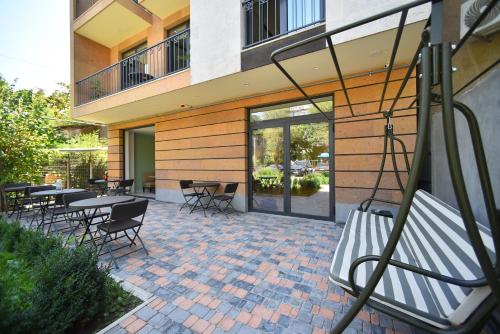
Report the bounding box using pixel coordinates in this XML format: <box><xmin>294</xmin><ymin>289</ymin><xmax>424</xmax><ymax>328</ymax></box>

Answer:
<box><xmin>249</xmin><ymin>97</ymin><xmax>334</xmax><ymax>220</ymax></box>
<box><xmin>124</xmin><ymin>126</ymin><xmax>155</xmax><ymax>198</ymax></box>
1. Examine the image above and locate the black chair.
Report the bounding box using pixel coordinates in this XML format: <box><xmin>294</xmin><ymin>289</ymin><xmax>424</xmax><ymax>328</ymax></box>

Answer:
<box><xmin>96</xmin><ymin>199</ymin><xmax>149</xmax><ymax>268</ymax></box>
<box><xmin>88</xmin><ymin>178</ymin><xmax>108</xmax><ymax>195</ymax></box>
<box><xmin>179</xmin><ymin>180</ymin><xmax>199</xmax><ymax>212</ymax></box>
<box><xmin>62</xmin><ymin>191</ymin><xmax>109</xmax><ymax>246</ymax></box>
<box><xmin>18</xmin><ymin>185</ymin><xmax>56</xmax><ymax>224</ymax></box>
<box><xmin>212</xmin><ymin>183</ymin><xmax>239</xmax><ymax>217</ymax></box>
<box><xmin>1</xmin><ymin>182</ymin><xmax>30</xmax><ymax>217</ymax></box>
<box><xmin>109</xmin><ymin>179</ymin><xmax>134</xmax><ymax>196</ymax></box>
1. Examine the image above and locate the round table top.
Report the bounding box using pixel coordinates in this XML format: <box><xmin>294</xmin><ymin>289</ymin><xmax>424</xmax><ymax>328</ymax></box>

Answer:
<box><xmin>69</xmin><ymin>195</ymin><xmax>135</xmax><ymax>209</ymax></box>
<box><xmin>31</xmin><ymin>188</ymin><xmax>85</xmax><ymax>197</ymax></box>
<box><xmin>189</xmin><ymin>182</ymin><xmax>220</xmax><ymax>188</ymax></box>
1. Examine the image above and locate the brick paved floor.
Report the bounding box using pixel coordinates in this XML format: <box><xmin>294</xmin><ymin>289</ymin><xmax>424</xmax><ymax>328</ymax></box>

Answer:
<box><xmin>97</xmin><ymin>200</ymin><xmax>413</xmax><ymax>334</ymax></box>
<box><xmin>15</xmin><ymin>199</ymin><xmax>414</xmax><ymax>334</ymax></box>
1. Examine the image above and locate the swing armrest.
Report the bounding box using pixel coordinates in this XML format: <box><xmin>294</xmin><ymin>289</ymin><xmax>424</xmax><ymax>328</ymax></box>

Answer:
<box><xmin>347</xmin><ymin>255</ymin><xmax>488</xmax><ymax>295</ymax></box>
<box><xmin>358</xmin><ymin>198</ymin><xmax>400</xmax><ymax>212</ymax></box>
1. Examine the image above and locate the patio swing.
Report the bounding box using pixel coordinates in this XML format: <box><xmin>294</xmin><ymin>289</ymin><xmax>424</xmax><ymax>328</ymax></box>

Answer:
<box><xmin>270</xmin><ymin>0</ymin><xmax>500</xmax><ymax>333</ymax></box>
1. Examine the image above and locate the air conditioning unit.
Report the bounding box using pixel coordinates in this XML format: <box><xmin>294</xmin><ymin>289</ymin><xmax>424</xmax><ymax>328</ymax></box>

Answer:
<box><xmin>460</xmin><ymin>0</ymin><xmax>500</xmax><ymax>37</ymax></box>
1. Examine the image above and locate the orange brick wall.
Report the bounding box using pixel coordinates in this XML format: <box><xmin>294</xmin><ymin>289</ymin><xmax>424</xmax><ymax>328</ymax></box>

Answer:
<box><xmin>107</xmin><ymin>68</ymin><xmax>416</xmax><ymax>219</ymax></box>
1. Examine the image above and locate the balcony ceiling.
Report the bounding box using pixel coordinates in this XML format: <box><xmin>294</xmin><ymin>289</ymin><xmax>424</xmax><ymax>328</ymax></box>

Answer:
<box><xmin>74</xmin><ymin>0</ymin><xmax>152</xmax><ymax>48</ymax></box>
<box><xmin>139</xmin><ymin>0</ymin><xmax>189</xmax><ymax>19</ymax></box>
<box><xmin>73</xmin><ymin>21</ymin><xmax>425</xmax><ymax>124</ymax></box>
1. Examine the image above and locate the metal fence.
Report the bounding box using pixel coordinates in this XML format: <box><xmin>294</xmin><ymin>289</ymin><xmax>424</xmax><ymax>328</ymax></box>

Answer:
<box><xmin>76</xmin><ymin>29</ymin><xmax>190</xmax><ymax>105</ymax></box>
<box><xmin>41</xmin><ymin>155</ymin><xmax>107</xmax><ymax>190</ymax></box>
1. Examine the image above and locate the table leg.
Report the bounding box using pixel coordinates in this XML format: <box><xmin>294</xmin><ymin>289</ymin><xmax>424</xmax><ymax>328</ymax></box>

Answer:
<box><xmin>189</xmin><ymin>187</ymin><xmax>204</xmax><ymax>215</ymax></box>
<box><xmin>79</xmin><ymin>208</ymin><xmax>99</xmax><ymax>247</ymax></box>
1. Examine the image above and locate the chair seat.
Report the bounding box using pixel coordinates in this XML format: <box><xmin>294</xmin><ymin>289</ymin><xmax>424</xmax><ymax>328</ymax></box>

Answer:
<box><xmin>329</xmin><ymin>190</ymin><xmax>494</xmax><ymax>329</ymax></box>
<box><xmin>213</xmin><ymin>194</ymin><xmax>232</xmax><ymax>201</ymax></box>
<box><xmin>68</xmin><ymin>212</ymin><xmax>109</xmax><ymax>222</ymax></box>
<box><xmin>97</xmin><ymin>219</ymin><xmax>141</xmax><ymax>233</ymax></box>
<box><xmin>49</xmin><ymin>207</ymin><xmax>80</xmax><ymax>215</ymax></box>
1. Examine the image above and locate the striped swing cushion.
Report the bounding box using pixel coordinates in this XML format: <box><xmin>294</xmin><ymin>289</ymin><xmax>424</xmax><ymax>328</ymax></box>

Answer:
<box><xmin>329</xmin><ymin>189</ymin><xmax>495</xmax><ymax>328</ymax></box>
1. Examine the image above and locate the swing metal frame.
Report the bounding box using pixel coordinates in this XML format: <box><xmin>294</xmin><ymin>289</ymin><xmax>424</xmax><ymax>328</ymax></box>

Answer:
<box><xmin>270</xmin><ymin>0</ymin><xmax>500</xmax><ymax>332</ymax></box>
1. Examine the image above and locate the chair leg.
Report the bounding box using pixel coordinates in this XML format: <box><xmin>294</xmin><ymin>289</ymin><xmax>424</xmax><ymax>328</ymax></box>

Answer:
<box><xmin>97</xmin><ymin>229</ymin><xmax>118</xmax><ymax>269</ymax></box>
<box><xmin>129</xmin><ymin>227</ymin><xmax>149</xmax><ymax>256</ymax></box>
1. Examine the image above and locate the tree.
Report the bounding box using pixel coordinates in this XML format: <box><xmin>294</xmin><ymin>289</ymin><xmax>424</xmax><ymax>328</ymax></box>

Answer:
<box><xmin>0</xmin><ymin>75</ymin><xmax>64</xmax><ymax>185</ymax></box>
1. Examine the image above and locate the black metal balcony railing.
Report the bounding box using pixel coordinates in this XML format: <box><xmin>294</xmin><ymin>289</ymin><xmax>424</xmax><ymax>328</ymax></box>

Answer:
<box><xmin>76</xmin><ymin>29</ymin><xmax>190</xmax><ymax>106</ymax></box>
<box><xmin>243</xmin><ymin>0</ymin><xmax>325</xmax><ymax>47</ymax></box>
<box><xmin>75</xmin><ymin>0</ymin><xmax>139</xmax><ymax>19</ymax></box>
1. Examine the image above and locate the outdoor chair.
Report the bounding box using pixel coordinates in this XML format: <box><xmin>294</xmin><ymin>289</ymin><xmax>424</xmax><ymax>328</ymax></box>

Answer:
<box><xmin>42</xmin><ymin>193</ymin><xmax>70</xmax><ymax>234</ymax></box>
<box><xmin>88</xmin><ymin>178</ymin><xmax>108</xmax><ymax>195</ymax></box>
<box><xmin>179</xmin><ymin>180</ymin><xmax>199</xmax><ymax>212</ymax></box>
<box><xmin>212</xmin><ymin>183</ymin><xmax>239</xmax><ymax>217</ymax></box>
<box><xmin>109</xmin><ymin>179</ymin><xmax>134</xmax><ymax>196</ymax></box>
<box><xmin>62</xmin><ymin>191</ymin><xmax>109</xmax><ymax>246</ymax></box>
<box><xmin>1</xmin><ymin>182</ymin><xmax>30</xmax><ymax>217</ymax></box>
<box><xmin>142</xmin><ymin>173</ymin><xmax>155</xmax><ymax>193</ymax></box>
<box><xmin>18</xmin><ymin>185</ymin><xmax>56</xmax><ymax>225</ymax></box>
<box><xmin>96</xmin><ymin>199</ymin><xmax>149</xmax><ymax>268</ymax></box>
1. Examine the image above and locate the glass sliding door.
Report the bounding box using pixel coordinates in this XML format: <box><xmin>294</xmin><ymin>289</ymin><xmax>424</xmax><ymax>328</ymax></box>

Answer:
<box><xmin>251</xmin><ymin>127</ymin><xmax>284</xmax><ymax>212</ymax></box>
<box><xmin>290</xmin><ymin>122</ymin><xmax>330</xmax><ymax>216</ymax></box>
<box><xmin>249</xmin><ymin>97</ymin><xmax>334</xmax><ymax>220</ymax></box>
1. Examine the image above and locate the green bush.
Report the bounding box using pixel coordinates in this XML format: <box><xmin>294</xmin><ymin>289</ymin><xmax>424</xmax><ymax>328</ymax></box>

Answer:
<box><xmin>253</xmin><ymin>167</ymin><xmax>283</xmax><ymax>189</ymax></box>
<box><xmin>299</xmin><ymin>173</ymin><xmax>322</xmax><ymax>190</ymax></box>
<box><xmin>0</xmin><ymin>219</ymin><xmax>140</xmax><ymax>334</ymax></box>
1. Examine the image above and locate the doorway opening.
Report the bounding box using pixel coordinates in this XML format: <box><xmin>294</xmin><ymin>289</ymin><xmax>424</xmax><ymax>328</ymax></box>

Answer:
<box><xmin>249</xmin><ymin>97</ymin><xmax>334</xmax><ymax>220</ymax></box>
<box><xmin>124</xmin><ymin>126</ymin><xmax>155</xmax><ymax>198</ymax></box>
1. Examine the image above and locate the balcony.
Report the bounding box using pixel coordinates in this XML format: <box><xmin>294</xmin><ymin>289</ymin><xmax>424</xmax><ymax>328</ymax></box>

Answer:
<box><xmin>242</xmin><ymin>0</ymin><xmax>325</xmax><ymax>48</ymax></box>
<box><xmin>75</xmin><ymin>29</ymin><xmax>190</xmax><ymax>106</ymax></box>
<box><xmin>138</xmin><ymin>0</ymin><xmax>189</xmax><ymax>19</ymax></box>
<box><xmin>75</xmin><ymin>0</ymin><xmax>139</xmax><ymax>18</ymax></box>
<box><xmin>74</xmin><ymin>0</ymin><xmax>152</xmax><ymax>48</ymax></box>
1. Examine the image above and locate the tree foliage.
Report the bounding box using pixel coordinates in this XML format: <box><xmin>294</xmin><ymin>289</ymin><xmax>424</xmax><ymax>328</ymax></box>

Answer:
<box><xmin>0</xmin><ymin>76</ymin><xmax>68</xmax><ymax>184</ymax></box>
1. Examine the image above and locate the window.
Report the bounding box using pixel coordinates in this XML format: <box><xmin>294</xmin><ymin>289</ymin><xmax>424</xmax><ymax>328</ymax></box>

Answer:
<box><xmin>166</xmin><ymin>21</ymin><xmax>190</xmax><ymax>73</ymax></box>
<box><xmin>243</xmin><ymin>0</ymin><xmax>325</xmax><ymax>46</ymax></box>
<box><xmin>120</xmin><ymin>42</ymin><xmax>148</xmax><ymax>89</ymax></box>
<box><xmin>122</xmin><ymin>42</ymin><xmax>147</xmax><ymax>59</ymax></box>
<box><xmin>250</xmin><ymin>97</ymin><xmax>332</xmax><ymax>122</ymax></box>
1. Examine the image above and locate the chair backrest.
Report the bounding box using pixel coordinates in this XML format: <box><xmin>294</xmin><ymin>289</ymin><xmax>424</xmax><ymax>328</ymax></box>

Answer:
<box><xmin>26</xmin><ymin>185</ymin><xmax>56</xmax><ymax>196</ymax></box>
<box><xmin>144</xmin><ymin>173</ymin><xmax>155</xmax><ymax>182</ymax></box>
<box><xmin>180</xmin><ymin>180</ymin><xmax>193</xmax><ymax>190</ymax></box>
<box><xmin>62</xmin><ymin>191</ymin><xmax>97</xmax><ymax>207</ymax></box>
<box><xmin>110</xmin><ymin>199</ymin><xmax>148</xmax><ymax>221</ymax></box>
<box><xmin>224</xmin><ymin>183</ymin><xmax>239</xmax><ymax>195</ymax></box>
<box><xmin>119</xmin><ymin>179</ymin><xmax>134</xmax><ymax>188</ymax></box>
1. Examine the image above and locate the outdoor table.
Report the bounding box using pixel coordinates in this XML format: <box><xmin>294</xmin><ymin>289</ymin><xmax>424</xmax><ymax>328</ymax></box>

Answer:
<box><xmin>104</xmin><ymin>179</ymin><xmax>123</xmax><ymax>192</ymax></box>
<box><xmin>69</xmin><ymin>195</ymin><xmax>135</xmax><ymax>246</ymax></box>
<box><xmin>30</xmin><ymin>188</ymin><xmax>85</xmax><ymax>227</ymax></box>
<box><xmin>188</xmin><ymin>182</ymin><xmax>220</xmax><ymax>217</ymax></box>
<box><xmin>3</xmin><ymin>185</ymin><xmax>29</xmax><ymax>217</ymax></box>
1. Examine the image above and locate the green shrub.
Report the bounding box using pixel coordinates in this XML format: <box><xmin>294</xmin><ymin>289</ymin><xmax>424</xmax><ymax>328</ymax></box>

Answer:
<box><xmin>299</xmin><ymin>173</ymin><xmax>322</xmax><ymax>191</ymax></box>
<box><xmin>0</xmin><ymin>218</ymin><xmax>140</xmax><ymax>334</ymax></box>
<box><xmin>253</xmin><ymin>167</ymin><xmax>283</xmax><ymax>189</ymax></box>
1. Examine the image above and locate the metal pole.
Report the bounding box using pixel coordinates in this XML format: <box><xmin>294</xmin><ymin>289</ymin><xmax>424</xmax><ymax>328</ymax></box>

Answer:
<box><xmin>440</xmin><ymin>42</ymin><xmax>500</xmax><ymax>301</ymax></box>
<box><xmin>89</xmin><ymin>151</ymin><xmax>93</xmax><ymax>179</ymax></box>
<box><xmin>66</xmin><ymin>155</ymin><xmax>71</xmax><ymax>189</ymax></box>
<box><xmin>330</xmin><ymin>45</ymin><xmax>432</xmax><ymax>334</ymax></box>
